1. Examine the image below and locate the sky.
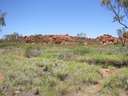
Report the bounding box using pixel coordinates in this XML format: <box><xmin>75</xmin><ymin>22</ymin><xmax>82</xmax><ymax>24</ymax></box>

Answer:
<box><xmin>0</xmin><ymin>0</ymin><xmax>122</xmax><ymax>38</ymax></box>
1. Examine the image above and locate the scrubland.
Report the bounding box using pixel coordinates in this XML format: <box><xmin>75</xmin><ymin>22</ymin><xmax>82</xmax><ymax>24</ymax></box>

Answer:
<box><xmin>0</xmin><ymin>42</ymin><xmax>128</xmax><ymax>96</ymax></box>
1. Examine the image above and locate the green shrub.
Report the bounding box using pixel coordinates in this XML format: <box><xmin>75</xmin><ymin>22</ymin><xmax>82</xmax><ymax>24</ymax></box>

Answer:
<box><xmin>57</xmin><ymin>51</ymin><xmax>75</xmax><ymax>61</ymax></box>
<box><xmin>72</xmin><ymin>64</ymin><xmax>101</xmax><ymax>85</ymax></box>
<box><xmin>25</xmin><ymin>46</ymin><xmax>42</xmax><ymax>58</ymax></box>
<box><xmin>73</xmin><ymin>46</ymin><xmax>92</xmax><ymax>55</ymax></box>
<box><xmin>100</xmin><ymin>68</ymin><xmax>128</xmax><ymax>96</ymax></box>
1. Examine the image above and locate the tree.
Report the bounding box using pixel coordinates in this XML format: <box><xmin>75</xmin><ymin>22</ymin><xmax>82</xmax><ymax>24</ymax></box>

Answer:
<box><xmin>123</xmin><ymin>31</ymin><xmax>128</xmax><ymax>38</ymax></box>
<box><xmin>101</xmin><ymin>0</ymin><xmax>128</xmax><ymax>29</ymax></box>
<box><xmin>123</xmin><ymin>31</ymin><xmax>128</xmax><ymax>45</ymax></box>
<box><xmin>117</xmin><ymin>27</ymin><xmax>128</xmax><ymax>46</ymax></box>
<box><xmin>4</xmin><ymin>32</ymin><xmax>19</xmax><ymax>41</ymax></box>
<box><xmin>77</xmin><ymin>32</ymin><xmax>86</xmax><ymax>38</ymax></box>
<box><xmin>117</xmin><ymin>28</ymin><xmax>125</xmax><ymax>46</ymax></box>
<box><xmin>0</xmin><ymin>10</ymin><xmax>6</xmax><ymax>29</ymax></box>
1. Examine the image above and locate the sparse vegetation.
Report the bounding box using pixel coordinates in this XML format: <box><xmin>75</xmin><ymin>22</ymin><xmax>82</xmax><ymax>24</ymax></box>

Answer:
<box><xmin>0</xmin><ymin>42</ymin><xmax>127</xmax><ymax>96</ymax></box>
<box><xmin>100</xmin><ymin>68</ymin><xmax>128</xmax><ymax>96</ymax></box>
<box><xmin>25</xmin><ymin>46</ymin><xmax>42</xmax><ymax>58</ymax></box>
<box><xmin>1</xmin><ymin>0</ymin><xmax>128</xmax><ymax>96</ymax></box>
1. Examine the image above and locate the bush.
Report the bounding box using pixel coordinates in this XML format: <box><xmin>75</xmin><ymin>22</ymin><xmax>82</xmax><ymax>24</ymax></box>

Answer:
<box><xmin>100</xmin><ymin>68</ymin><xmax>128</xmax><ymax>96</ymax></box>
<box><xmin>72</xmin><ymin>64</ymin><xmax>101</xmax><ymax>85</ymax></box>
<box><xmin>73</xmin><ymin>47</ymin><xmax>91</xmax><ymax>55</ymax></box>
<box><xmin>25</xmin><ymin>46</ymin><xmax>42</xmax><ymax>58</ymax></box>
<box><xmin>57</xmin><ymin>51</ymin><xmax>75</xmax><ymax>61</ymax></box>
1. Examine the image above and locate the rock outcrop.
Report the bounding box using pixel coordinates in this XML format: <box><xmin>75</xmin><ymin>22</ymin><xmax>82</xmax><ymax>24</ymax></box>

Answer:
<box><xmin>96</xmin><ymin>34</ymin><xmax>118</xmax><ymax>45</ymax></box>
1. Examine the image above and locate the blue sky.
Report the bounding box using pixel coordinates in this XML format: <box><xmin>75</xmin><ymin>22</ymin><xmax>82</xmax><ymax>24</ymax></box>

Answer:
<box><xmin>0</xmin><ymin>0</ymin><xmax>121</xmax><ymax>37</ymax></box>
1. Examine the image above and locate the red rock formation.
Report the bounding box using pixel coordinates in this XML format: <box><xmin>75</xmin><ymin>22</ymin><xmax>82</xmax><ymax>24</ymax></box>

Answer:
<box><xmin>96</xmin><ymin>34</ymin><xmax>118</xmax><ymax>45</ymax></box>
<box><xmin>17</xmin><ymin>34</ymin><xmax>100</xmax><ymax>45</ymax></box>
<box><xmin>18</xmin><ymin>35</ymin><xmax>75</xmax><ymax>44</ymax></box>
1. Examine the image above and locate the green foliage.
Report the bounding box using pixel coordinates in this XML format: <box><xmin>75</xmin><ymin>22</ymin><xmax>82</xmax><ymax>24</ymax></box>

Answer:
<box><xmin>117</xmin><ymin>28</ymin><xmax>128</xmax><ymax>46</ymax></box>
<box><xmin>123</xmin><ymin>31</ymin><xmax>128</xmax><ymax>39</ymax></box>
<box><xmin>71</xmin><ymin>63</ymin><xmax>101</xmax><ymax>85</ymax></box>
<box><xmin>77</xmin><ymin>32</ymin><xmax>86</xmax><ymax>38</ymax></box>
<box><xmin>0</xmin><ymin>43</ymin><xmax>127</xmax><ymax>96</ymax></box>
<box><xmin>57</xmin><ymin>51</ymin><xmax>75</xmax><ymax>61</ymax></box>
<box><xmin>0</xmin><ymin>10</ymin><xmax>6</xmax><ymax>28</ymax></box>
<box><xmin>4</xmin><ymin>32</ymin><xmax>20</xmax><ymax>42</ymax></box>
<box><xmin>101</xmin><ymin>0</ymin><xmax>128</xmax><ymax>29</ymax></box>
<box><xmin>73</xmin><ymin>46</ymin><xmax>92</xmax><ymax>55</ymax></box>
<box><xmin>25</xmin><ymin>46</ymin><xmax>42</xmax><ymax>58</ymax></box>
<box><xmin>100</xmin><ymin>68</ymin><xmax>128</xmax><ymax>96</ymax></box>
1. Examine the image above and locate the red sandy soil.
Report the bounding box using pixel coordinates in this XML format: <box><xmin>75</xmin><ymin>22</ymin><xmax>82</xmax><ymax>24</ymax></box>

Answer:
<box><xmin>0</xmin><ymin>72</ymin><xmax>4</xmax><ymax>81</ymax></box>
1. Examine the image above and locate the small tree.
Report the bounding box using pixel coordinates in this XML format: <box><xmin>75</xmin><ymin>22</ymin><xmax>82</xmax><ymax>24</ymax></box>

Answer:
<box><xmin>117</xmin><ymin>28</ymin><xmax>128</xmax><ymax>46</ymax></box>
<box><xmin>101</xmin><ymin>0</ymin><xmax>128</xmax><ymax>46</ymax></box>
<box><xmin>77</xmin><ymin>32</ymin><xmax>86</xmax><ymax>38</ymax></box>
<box><xmin>4</xmin><ymin>32</ymin><xmax>19</xmax><ymax>41</ymax></box>
<box><xmin>117</xmin><ymin>28</ymin><xmax>125</xmax><ymax>46</ymax></box>
<box><xmin>123</xmin><ymin>31</ymin><xmax>128</xmax><ymax>46</ymax></box>
<box><xmin>77</xmin><ymin>32</ymin><xmax>86</xmax><ymax>44</ymax></box>
<box><xmin>0</xmin><ymin>10</ymin><xmax>6</xmax><ymax>30</ymax></box>
<box><xmin>123</xmin><ymin>31</ymin><xmax>128</xmax><ymax>39</ymax></box>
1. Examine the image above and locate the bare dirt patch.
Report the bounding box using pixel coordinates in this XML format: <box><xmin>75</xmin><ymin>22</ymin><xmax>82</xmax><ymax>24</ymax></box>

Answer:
<box><xmin>0</xmin><ymin>72</ymin><xmax>4</xmax><ymax>81</ymax></box>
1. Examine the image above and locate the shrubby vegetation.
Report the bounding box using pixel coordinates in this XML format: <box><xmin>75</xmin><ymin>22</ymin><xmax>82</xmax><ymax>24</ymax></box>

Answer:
<box><xmin>0</xmin><ymin>42</ymin><xmax>127</xmax><ymax>96</ymax></box>
<box><xmin>25</xmin><ymin>46</ymin><xmax>42</xmax><ymax>58</ymax></box>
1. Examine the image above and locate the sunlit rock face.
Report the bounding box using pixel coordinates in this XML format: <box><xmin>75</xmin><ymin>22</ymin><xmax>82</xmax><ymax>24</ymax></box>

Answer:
<box><xmin>96</xmin><ymin>34</ymin><xmax>118</xmax><ymax>45</ymax></box>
